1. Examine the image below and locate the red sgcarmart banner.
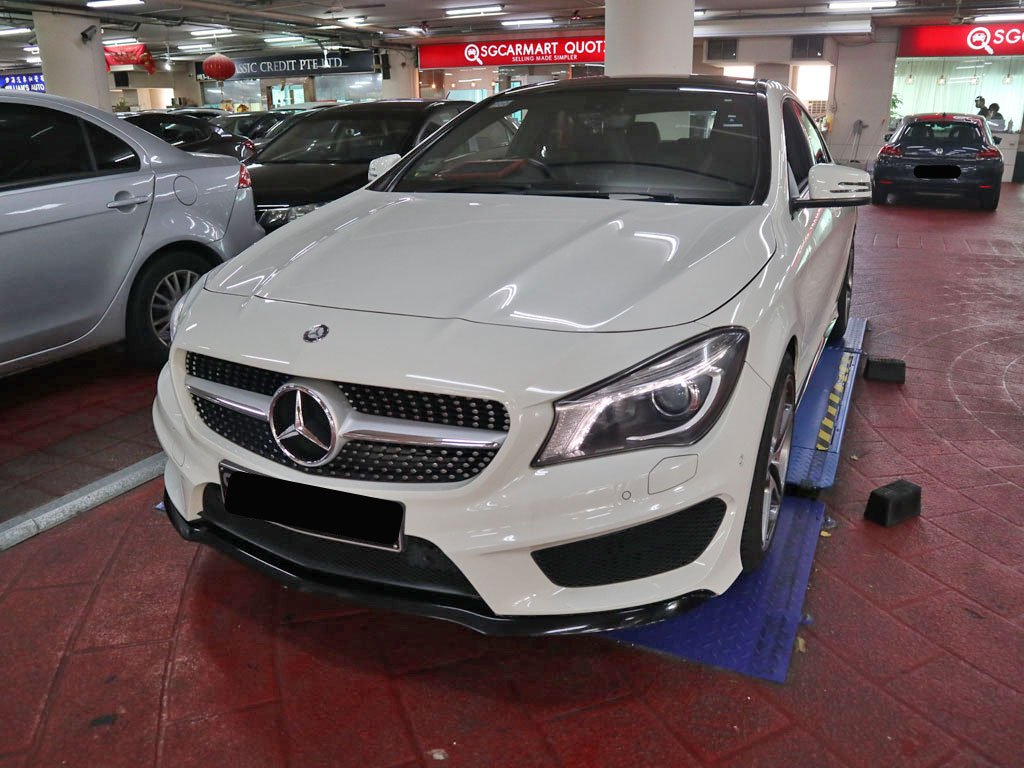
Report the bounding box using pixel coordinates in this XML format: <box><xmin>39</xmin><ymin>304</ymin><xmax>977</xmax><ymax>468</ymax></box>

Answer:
<box><xmin>104</xmin><ymin>44</ymin><xmax>156</xmax><ymax>74</ymax></box>
<box><xmin>899</xmin><ymin>24</ymin><xmax>1024</xmax><ymax>57</ymax></box>
<box><xmin>418</xmin><ymin>36</ymin><xmax>605</xmax><ymax>69</ymax></box>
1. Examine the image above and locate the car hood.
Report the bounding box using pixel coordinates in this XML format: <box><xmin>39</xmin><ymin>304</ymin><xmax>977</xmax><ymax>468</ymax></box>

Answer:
<box><xmin>207</xmin><ymin>190</ymin><xmax>776</xmax><ymax>333</ymax></box>
<box><xmin>247</xmin><ymin>161</ymin><xmax>369</xmax><ymax>206</ymax></box>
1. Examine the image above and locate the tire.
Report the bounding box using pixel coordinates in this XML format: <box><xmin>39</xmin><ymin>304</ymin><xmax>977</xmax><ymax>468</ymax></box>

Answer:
<box><xmin>828</xmin><ymin>246</ymin><xmax>853</xmax><ymax>343</ymax></box>
<box><xmin>740</xmin><ymin>353</ymin><xmax>796</xmax><ymax>571</ymax></box>
<box><xmin>871</xmin><ymin>186</ymin><xmax>887</xmax><ymax>205</ymax></box>
<box><xmin>126</xmin><ymin>249</ymin><xmax>210</xmax><ymax>368</ymax></box>
<box><xmin>980</xmin><ymin>187</ymin><xmax>1000</xmax><ymax>211</ymax></box>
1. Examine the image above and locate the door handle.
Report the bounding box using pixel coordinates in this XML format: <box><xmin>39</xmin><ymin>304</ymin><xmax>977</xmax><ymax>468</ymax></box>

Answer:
<box><xmin>107</xmin><ymin>195</ymin><xmax>150</xmax><ymax>209</ymax></box>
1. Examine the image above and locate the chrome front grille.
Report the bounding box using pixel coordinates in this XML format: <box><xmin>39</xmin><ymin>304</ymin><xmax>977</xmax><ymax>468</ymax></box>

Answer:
<box><xmin>184</xmin><ymin>352</ymin><xmax>508</xmax><ymax>483</ymax></box>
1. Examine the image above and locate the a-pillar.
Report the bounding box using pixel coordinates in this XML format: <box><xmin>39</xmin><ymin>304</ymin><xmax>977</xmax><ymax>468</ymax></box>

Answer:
<box><xmin>605</xmin><ymin>0</ymin><xmax>695</xmax><ymax>77</ymax></box>
<box><xmin>33</xmin><ymin>11</ymin><xmax>111</xmax><ymax>110</ymax></box>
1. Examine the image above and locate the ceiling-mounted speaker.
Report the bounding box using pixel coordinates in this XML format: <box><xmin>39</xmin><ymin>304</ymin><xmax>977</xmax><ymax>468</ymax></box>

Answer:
<box><xmin>113</xmin><ymin>71</ymin><xmax>130</xmax><ymax>87</ymax></box>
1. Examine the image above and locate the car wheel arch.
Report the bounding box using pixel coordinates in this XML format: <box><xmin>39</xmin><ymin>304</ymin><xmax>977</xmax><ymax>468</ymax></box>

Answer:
<box><xmin>126</xmin><ymin>241</ymin><xmax>221</xmax><ymax>318</ymax></box>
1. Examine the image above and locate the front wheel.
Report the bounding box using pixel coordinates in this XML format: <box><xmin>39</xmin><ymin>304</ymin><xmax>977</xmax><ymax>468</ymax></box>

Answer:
<box><xmin>740</xmin><ymin>354</ymin><xmax>796</xmax><ymax>571</ymax></box>
<box><xmin>126</xmin><ymin>250</ymin><xmax>210</xmax><ymax>368</ymax></box>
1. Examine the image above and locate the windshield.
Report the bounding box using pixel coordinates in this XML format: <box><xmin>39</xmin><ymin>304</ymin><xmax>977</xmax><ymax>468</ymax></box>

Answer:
<box><xmin>390</xmin><ymin>86</ymin><xmax>765</xmax><ymax>205</ymax></box>
<box><xmin>257</xmin><ymin>111</ymin><xmax>420</xmax><ymax>164</ymax></box>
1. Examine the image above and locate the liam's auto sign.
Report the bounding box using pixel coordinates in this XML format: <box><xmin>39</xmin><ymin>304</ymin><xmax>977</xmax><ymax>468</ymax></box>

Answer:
<box><xmin>899</xmin><ymin>23</ymin><xmax>1024</xmax><ymax>57</ymax></box>
<box><xmin>419</xmin><ymin>36</ymin><xmax>605</xmax><ymax>69</ymax></box>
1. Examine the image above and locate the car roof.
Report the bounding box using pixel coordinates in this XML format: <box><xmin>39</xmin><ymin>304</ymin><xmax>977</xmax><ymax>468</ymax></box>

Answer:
<box><xmin>311</xmin><ymin>99</ymin><xmax>471</xmax><ymax>116</ymax></box>
<box><xmin>504</xmin><ymin>75</ymin><xmax>770</xmax><ymax>97</ymax></box>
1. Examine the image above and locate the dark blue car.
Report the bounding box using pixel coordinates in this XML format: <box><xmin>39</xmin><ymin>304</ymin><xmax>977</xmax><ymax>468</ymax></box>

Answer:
<box><xmin>873</xmin><ymin>113</ymin><xmax>1004</xmax><ymax>210</ymax></box>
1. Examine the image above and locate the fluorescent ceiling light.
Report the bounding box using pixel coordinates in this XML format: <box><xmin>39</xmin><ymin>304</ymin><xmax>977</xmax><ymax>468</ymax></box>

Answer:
<box><xmin>191</xmin><ymin>28</ymin><xmax>233</xmax><ymax>37</ymax></box>
<box><xmin>86</xmin><ymin>0</ymin><xmax>144</xmax><ymax>7</ymax></box>
<box><xmin>399</xmin><ymin>26</ymin><xmax>425</xmax><ymax>34</ymax></box>
<box><xmin>264</xmin><ymin>35</ymin><xmax>304</xmax><ymax>43</ymax></box>
<box><xmin>501</xmin><ymin>18</ymin><xmax>554</xmax><ymax>26</ymax></box>
<box><xmin>340</xmin><ymin>17</ymin><xmax>366</xmax><ymax>24</ymax></box>
<box><xmin>23</xmin><ymin>46</ymin><xmax>39</xmax><ymax>53</ymax></box>
<box><xmin>0</xmin><ymin>27</ymin><xmax>32</xmax><ymax>36</ymax></box>
<box><xmin>177</xmin><ymin>43</ymin><xmax>211</xmax><ymax>50</ymax></box>
<box><xmin>317</xmin><ymin>24</ymin><xmax>342</xmax><ymax>29</ymax></box>
<box><xmin>104</xmin><ymin>37</ymin><xmax>139</xmax><ymax>45</ymax></box>
<box><xmin>25</xmin><ymin>55</ymin><xmax>41</xmax><ymax>63</ymax></box>
<box><xmin>974</xmin><ymin>12</ymin><xmax>1024</xmax><ymax>21</ymax></box>
<box><xmin>694</xmin><ymin>10</ymin><xmax>706</xmax><ymax>17</ymax></box>
<box><xmin>828</xmin><ymin>0</ymin><xmax>895</xmax><ymax>9</ymax></box>
<box><xmin>445</xmin><ymin>5</ymin><xmax>504</xmax><ymax>17</ymax></box>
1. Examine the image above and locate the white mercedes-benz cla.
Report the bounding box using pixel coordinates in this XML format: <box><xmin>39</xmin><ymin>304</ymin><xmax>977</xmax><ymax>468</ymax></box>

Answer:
<box><xmin>155</xmin><ymin>77</ymin><xmax>870</xmax><ymax>634</ymax></box>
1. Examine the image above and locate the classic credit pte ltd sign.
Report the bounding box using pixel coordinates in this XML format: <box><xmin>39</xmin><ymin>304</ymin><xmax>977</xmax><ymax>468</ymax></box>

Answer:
<box><xmin>199</xmin><ymin>51</ymin><xmax>374</xmax><ymax>80</ymax></box>
<box><xmin>899</xmin><ymin>24</ymin><xmax>1024</xmax><ymax>57</ymax></box>
<box><xmin>419</xmin><ymin>36</ymin><xmax>605</xmax><ymax>68</ymax></box>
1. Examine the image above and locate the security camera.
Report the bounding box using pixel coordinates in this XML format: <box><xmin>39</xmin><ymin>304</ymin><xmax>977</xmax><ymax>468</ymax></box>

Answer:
<box><xmin>80</xmin><ymin>24</ymin><xmax>97</xmax><ymax>42</ymax></box>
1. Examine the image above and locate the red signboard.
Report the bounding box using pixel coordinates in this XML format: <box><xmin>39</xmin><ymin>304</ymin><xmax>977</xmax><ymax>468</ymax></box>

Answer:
<box><xmin>899</xmin><ymin>24</ymin><xmax>1024</xmax><ymax>57</ymax></box>
<box><xmin>104</xmin><ymin>44</ymin><xmax>156</xmax><ymax>74</ymax></box>
<box><xmin>419</xmin><ymin>36</ymin><xmax>605</xmax><ymax>69</ymax></box>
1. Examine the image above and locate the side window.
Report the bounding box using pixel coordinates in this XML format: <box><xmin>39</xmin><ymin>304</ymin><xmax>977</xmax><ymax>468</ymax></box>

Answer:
<box><xmin>83</xmin><ymin>122</ymin><xmax>141</xmax><ymax>173</ymax></box>
<box><xmin>0</xmin><ymin>103</ymin><xmax>92</xmax><ymax>189</ymax></box>
<box><xmin>798</xmin><ymin>108</ymin><xmax>830</xmax><ymax>165</ymax></box>
<box><xmin>159</xmin><ymin>118</ymin><xmax>207</xmax><ymax>145</ymax></box>
<box><xmin>782</xmin><ymin>100</ymin><xmax>813</xmax><ymax>191</ymax></box>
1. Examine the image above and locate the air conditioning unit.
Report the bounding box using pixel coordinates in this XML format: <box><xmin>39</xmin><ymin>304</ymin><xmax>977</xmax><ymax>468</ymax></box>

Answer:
<box><xmin>706</xmin><ymin>38</ymin><xmax>738</xmax><ymax>61</ymax></box>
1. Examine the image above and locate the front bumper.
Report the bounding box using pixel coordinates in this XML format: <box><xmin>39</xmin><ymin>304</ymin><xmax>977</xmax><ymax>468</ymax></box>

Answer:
<box><xmin>155</xmin><ymin>294</ymin><xmax>772</xmax><ymax>623</ymax></box>
<box><xmin>163</xmin><ymin>489</ymin><xmax>711</xmax><ymax>635</ymax></box>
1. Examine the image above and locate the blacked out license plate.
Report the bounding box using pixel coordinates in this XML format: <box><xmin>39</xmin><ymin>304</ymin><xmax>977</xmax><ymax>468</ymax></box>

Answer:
<box><xmin>219</xmin><ymin>464</ymin><xmax>404</xmax><ymax>551</ymax></box>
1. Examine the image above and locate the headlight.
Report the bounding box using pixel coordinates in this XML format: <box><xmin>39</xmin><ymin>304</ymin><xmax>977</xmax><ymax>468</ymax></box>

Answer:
<box><xmin>259</xmin><ymin>204</ymin><xmax>322</xmax><ymax>229</ymax></box>
<box><xmin>168</xmin><ymin>277</ymin><xmax>206</xmax><ymax>344</ymax></box>
<box><xmin>534</xmin><ymin>329</ymin><xmax>749</xmax><ymax>466</ymax></box>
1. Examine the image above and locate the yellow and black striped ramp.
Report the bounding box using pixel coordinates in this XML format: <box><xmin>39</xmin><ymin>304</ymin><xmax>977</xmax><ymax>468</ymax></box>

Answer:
<box><xmin>786</xmin><ymin>318</ymin><xmax>867</xmax><ymax>491</ymax></box>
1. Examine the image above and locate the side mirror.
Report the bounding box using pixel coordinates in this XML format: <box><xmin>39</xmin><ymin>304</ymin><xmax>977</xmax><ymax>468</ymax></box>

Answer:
<box><xmin>994</xmin><ymin>135</ymin><xmax>1003</xmax><ymax>145</ymax></box>
<box><xmin>792</xmin><ymin>164</ymin><xmax>872</xmax><ymax>211</ymax></box>
<box><xmin>368</xmin><ymin>153</ymin><xmax>402</xmax><ymax>182</ymax></box>
<box><xmin>883</xmin><ymin>132</ymin><xmax>893</xmax><ymax>142</ymax></box>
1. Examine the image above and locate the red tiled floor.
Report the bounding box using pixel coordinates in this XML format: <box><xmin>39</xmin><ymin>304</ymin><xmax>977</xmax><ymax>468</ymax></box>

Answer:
<box><xmin>2</xmin><ymin>191</ymin><xmax>1024</xmax><ymax>766</ymax></box>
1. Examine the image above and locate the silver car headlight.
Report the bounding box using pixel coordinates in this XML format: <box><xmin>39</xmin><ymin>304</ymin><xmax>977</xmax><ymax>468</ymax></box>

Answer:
<box><xmin>259</xmin><ymin>204</ymin><xmax>322</xmax><ymax>229</ymax></box>
<box><xmin>534</xmin><ymin>329</ymin><xmax>749</xmax><ymax>466</ymax></box>
<box><xmin>168</xmin><ymin>277</ymin><xmax>207</xmax><ymax>344</ymax></box>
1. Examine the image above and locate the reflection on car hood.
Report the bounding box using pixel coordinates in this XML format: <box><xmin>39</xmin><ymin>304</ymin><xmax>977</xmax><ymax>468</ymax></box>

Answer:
<box><xmin>207</xmin><ymin>190</ymin><xmax>776</xmax><ymax>333</ymax></box>
<box><xmin>247</xmin><ymin>162</ymin><xmax>369</xmax><ymax>206</ymax></box>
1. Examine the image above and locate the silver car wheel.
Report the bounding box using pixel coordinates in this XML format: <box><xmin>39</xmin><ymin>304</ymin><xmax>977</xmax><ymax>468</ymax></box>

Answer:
<box><xmin>150</xmin><ymin>269</ymin><xmax>199</xmax><ymax>347</ymax></box>
<box><xmin>761</xmin><ymin>373</ymin><xmax>795</xmax><ymax>550</ymax></box>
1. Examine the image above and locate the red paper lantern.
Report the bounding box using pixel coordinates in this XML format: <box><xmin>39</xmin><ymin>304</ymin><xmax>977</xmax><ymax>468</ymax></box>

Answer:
<box><xmin>202</xmin><ymin>53</ymin><xmax>235</xmax><ymax>81</ymax></box>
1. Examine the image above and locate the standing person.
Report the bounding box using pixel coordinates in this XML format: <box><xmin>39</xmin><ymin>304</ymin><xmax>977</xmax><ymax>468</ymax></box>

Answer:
<box><xmin>987</xmin><ymin>103</ymin><xmax>1005</xmax><ymax>131</ymax></box>
<box><xmin>975</xmin><ymin>96</ymin><xmax>988</xmax><ymax>116</ymax></box>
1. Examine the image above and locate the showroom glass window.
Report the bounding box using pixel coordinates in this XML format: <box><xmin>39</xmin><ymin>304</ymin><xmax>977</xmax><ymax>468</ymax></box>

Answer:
<box><xmin>0</xmin><ymin>104</ymin><xmax>138</xmax><ymax>190</ymax></box>
<box><xmin>389</xmin><ymin>86</ymin><xmax>767</xmax><ymax>205</ymax></box>
<box><xmin>257</xmin><ymin>110</ymin><xmax>421</xmax><ymax>164</ymax></box>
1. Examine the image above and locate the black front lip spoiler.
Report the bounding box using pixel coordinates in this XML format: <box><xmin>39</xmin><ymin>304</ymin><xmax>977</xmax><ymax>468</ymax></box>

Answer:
<box><xmin>163</xmin><ymin>490</ymin><xmax>712</xmax><ymax>637</ymax></box>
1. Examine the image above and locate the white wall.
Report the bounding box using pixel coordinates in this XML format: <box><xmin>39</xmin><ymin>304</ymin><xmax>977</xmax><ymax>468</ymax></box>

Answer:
<box><xmin>380</xmin><ymin>49</ymin><xmax>418</xmax><ymax>99</ymax></box>
<box><xmin>107</xmin><ymin>65</ymin><xmax>203</xmax><ymax>106</ymax></box>
<box><xmin>828</xmin><ymin>29</ymin><xmax>899</xmax><ymax>167</ymax></box>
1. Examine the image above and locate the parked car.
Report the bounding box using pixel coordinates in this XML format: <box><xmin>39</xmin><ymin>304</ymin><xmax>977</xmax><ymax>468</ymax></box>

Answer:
<box><xmin>168</xmin><ymin>107</ymin><xmax>230</xmax><ymax>120</ymax></box>
<box><xmin>211</xmin><ymin>110</ymin><xmax>292</xmax><ymax>141</ymax></box>
<box><xmin>156</xmin><ymin>76</ymin><xmax>870</xmax><ymax>634</ymax></box>
<box><xmin>0</xmin><ymin>92</ymin><xmax>264</xmax><ymax>376</ymax></box>
<box><xmin>123</xmin><ymin>112</ymin><xmax>256</xmax><ymax>161</ymax></box>
<box><xmin>246</xmin><ymin>99</ymin><xmax>471</xmax><ymax>232</ymax></box>
<box><xmin>873</xmin><ymin>113</ymin><xmax>1004</xmax><ymax>210</ymax></box>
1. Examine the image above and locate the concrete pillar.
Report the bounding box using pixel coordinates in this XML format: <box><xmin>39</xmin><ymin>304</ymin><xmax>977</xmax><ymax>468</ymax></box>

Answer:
<box><xmin>380</xmin><ymin>49</ymin><xmax>417</xmax><ymax>99</ymax></box>
<box><xmin>32</xmin><ymin>11</ymin><xmax>111</xmax><ymax>110</ymax></box>
<box><xmin>605</xmin><ymin>0</ymin><xmax>694</xmax><ymax>77</ymax></box>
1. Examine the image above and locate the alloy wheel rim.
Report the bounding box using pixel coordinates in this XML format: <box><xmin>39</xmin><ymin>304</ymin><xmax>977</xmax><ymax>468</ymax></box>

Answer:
<box><xmin>761</xmin><ymin>375</ymin><xmax>795</xmax><ymax>550</ymax></box>
<box><xmin>150</xmin><ymin>269</ymin><xmax>199</xmax><ymax>347</ymax></box>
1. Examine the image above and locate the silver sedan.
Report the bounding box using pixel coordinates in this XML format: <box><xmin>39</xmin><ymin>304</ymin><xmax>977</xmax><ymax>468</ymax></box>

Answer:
<box><xmin>0</xmin><ymin>91</ymin><xmax>264</xmax><ymax>376</ymax></box>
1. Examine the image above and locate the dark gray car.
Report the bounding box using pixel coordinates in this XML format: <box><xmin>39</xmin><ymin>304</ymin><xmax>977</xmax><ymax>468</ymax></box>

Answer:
<box><xmin>0</xmin><ymin>92</ymin><xmax>264</xmax><ymax>375</ymax></box>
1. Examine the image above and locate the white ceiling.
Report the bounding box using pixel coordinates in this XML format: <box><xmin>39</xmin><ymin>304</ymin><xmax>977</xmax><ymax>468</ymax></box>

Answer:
<box><xmin>1</xmin><ymin>0</ymin><xmax>1021</xmax><ymax>71</ymax></box>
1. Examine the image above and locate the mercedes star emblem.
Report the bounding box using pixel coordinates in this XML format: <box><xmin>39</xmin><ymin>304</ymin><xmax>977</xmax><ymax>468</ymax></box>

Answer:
<box><xmin>269</xmin><ymin>384</ymin><xmax>339</xmax><ymax>466</ymax></box>
<box><xmin>303</xmin><ymin>324</ymin><xmax>329</xmax><ymax>343</ymax></box>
